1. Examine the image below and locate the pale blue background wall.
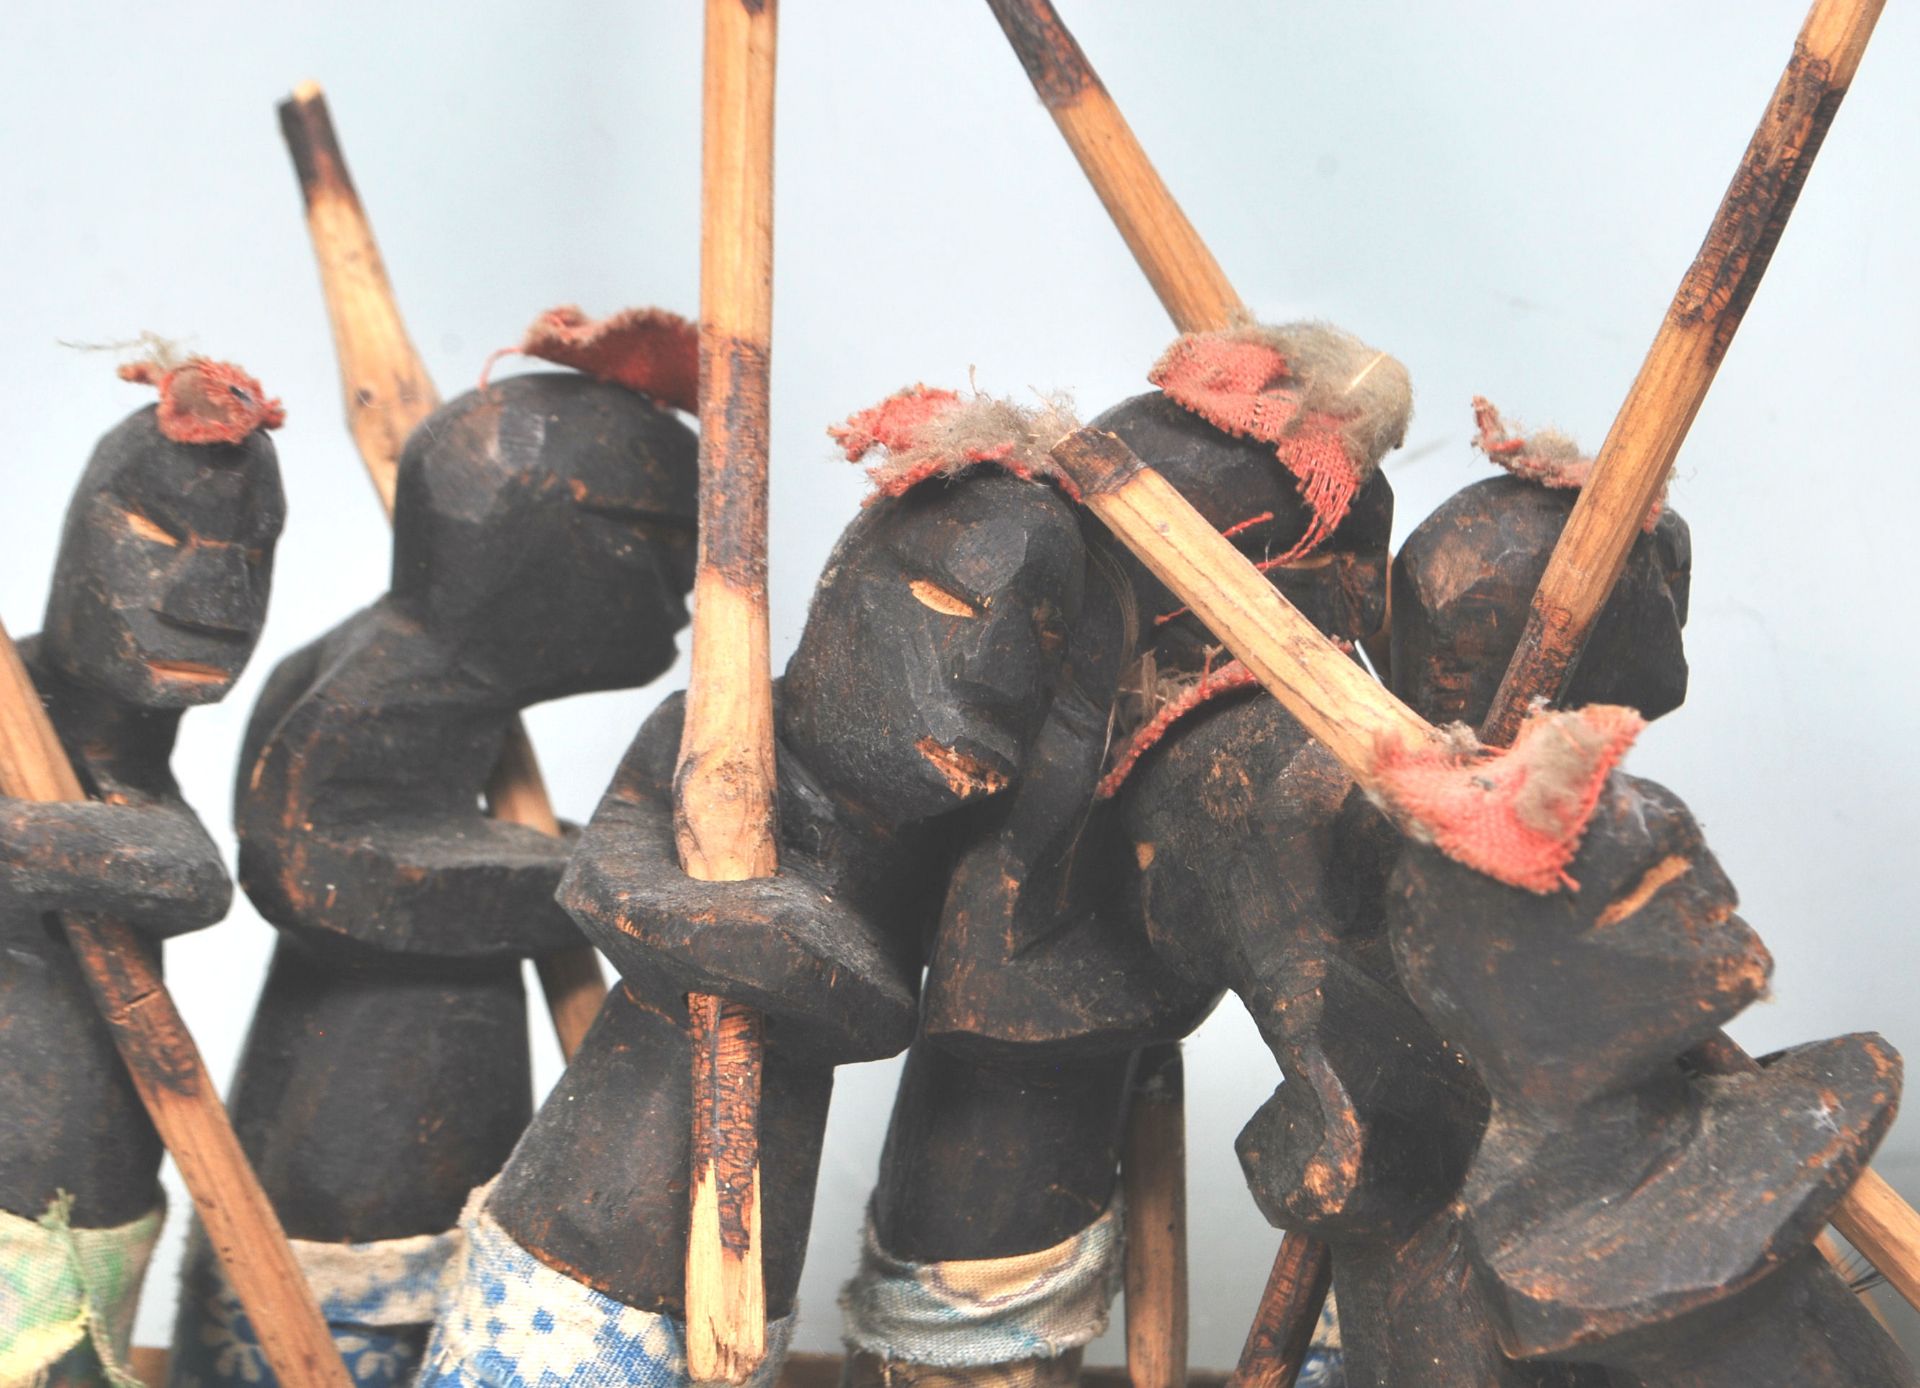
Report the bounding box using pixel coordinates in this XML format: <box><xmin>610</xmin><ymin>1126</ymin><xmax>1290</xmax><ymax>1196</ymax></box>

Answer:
<box><xmin>1</xmin><ymin>0</ymin><xmax>1914</xmax><ymax>1364</ymax></box>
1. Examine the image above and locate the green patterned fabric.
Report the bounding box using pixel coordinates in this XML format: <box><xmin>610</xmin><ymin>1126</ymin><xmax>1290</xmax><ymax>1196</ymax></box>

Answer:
<box><xmin>0</xmin><ymin>1193</ymin><xmax>164</xmax><ymax>1387</ymax></box>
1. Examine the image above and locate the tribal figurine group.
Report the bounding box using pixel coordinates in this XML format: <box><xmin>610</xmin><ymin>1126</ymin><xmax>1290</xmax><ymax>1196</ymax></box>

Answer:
<box><xmin>1</xmin><ymin>308</ymin><xmax>1911</xmax><ymax>1388</ymax></box>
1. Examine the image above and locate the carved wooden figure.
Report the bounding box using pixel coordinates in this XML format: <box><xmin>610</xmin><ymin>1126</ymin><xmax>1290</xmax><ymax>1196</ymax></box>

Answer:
<box><xmin>165</xmin><ymin>363</ymin><xmax>697</xmax><ymax>1388</ymax></box>
<box><xmin>1</xmin><ymin>372</ymin><xmax>285</xmax><ymax>1387</ymax></box>
<box><xmin>414</xmin><ymin>393</ymin><xmax>1113</xmax><ymax>1387</ymax></box>
<box><xmin>1073</xmin><ymin>410</ymin><xmax>1914</xmax><ymax>1385</ymax></box>
<box><xmin>833</xmin><ymin>323</ymin><xmax>1408</xmax><ymax>1388</ymax></box>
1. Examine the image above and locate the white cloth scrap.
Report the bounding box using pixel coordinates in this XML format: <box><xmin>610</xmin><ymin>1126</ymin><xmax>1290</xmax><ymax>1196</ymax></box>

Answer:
<box><xmin>838</xmin><ymin>1195</ymin><xmax>1124</xmax><ymax>1367</ymax></box>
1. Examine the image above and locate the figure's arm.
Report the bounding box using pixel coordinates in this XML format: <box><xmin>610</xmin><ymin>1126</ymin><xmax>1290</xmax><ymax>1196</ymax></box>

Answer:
<box><xmin>235</xmin><ymin>654</ymin><xmax>584</xmax><ymax>957</ymax></box>
<box><xmin>0</xmin><ymin>792</ymin><xmax>230</xmax><ymax>937</ymax></box>
<box><xmin>238</xmin><ymin>794</ymin><xmax>580</xmax><ymax>959</ymax></box>
<box><xmin>559</xmin><ymin>694</ymin><xmax>917</xmax><ymax>1064</ymax></box>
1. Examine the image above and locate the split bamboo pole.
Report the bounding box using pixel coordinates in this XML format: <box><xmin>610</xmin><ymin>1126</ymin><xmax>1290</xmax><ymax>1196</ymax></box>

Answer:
<box><xmin>680</xmin><ymin>1</ymin><xmax>780</xmax><ymax>1379</ymax></box>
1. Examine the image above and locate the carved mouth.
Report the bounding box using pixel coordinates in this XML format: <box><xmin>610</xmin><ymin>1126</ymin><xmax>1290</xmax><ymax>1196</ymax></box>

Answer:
<box><xmin>915</xmin><ymin>737</ymin><xmax>1010</xmax><ymax>799</ymax></box>
<box><xmin>145</xmin><ymin>657</ymin><xmax>231</xmax><ymax>685</ymax></box>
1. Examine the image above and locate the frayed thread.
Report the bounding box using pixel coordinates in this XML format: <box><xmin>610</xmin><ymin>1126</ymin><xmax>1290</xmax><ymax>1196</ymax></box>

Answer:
<box><xmin>1471</xmin><ymin>396</ymin><xmax>1662</xmax><ymax>532</ymax></box>
<box><xmin>1149</xmin><ymin>322</ymin><xmax>1411</xmax><ymax>561</ymax></box>
<box><xmin>1369</xmin><ymin>703</ymin><xmax>1646</xmax><ymax>893</ymax></box>
<box><xmin>118</xmin><ymin>357</ymin><xmax>284</xmax><ymax>445</ymax></box>
<box><xmin>830</xmin><ymin>384</ymin><xmax>1083</xmax><ymax>503</ymax></box>
<box><xmin>481</xmin><ymin>305</ymin><xmax>698</xmax><ymax>413</ymax></box>
<box><xmin>1096</xmin><ymin>654</ymin><xmax>1261</xmax><ymax>798</ymax></box>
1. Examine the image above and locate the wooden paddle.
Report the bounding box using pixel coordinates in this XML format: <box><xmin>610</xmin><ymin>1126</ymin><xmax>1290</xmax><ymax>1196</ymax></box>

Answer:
<box><xmin>277</xmin><ymin>82</ymin><xmax>609</xmax><ymax>1059</ymax></box>
<box><xmin>0</xmin><ymin>620</ymin><xmax>350</xmax><ymax>1388</ymax></box>
<box><xmin>681</xmin><ymin>1</ymin><xmax>781</xmax><ymax>1379</ymax></box>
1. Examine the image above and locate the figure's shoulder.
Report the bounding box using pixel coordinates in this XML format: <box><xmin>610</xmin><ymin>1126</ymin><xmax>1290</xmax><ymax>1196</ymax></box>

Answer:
<box><xmin>1123</xmin><ymin>690</ymin><xmax>1349</xmax><ymax>845</ymax></box>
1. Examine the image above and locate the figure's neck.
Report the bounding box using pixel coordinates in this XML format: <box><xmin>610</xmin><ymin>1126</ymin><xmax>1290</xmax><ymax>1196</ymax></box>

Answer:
<box><xmin>21</xmin><ymin>636</ymin><xmax>182</xmax><ymax>784</ymax></box>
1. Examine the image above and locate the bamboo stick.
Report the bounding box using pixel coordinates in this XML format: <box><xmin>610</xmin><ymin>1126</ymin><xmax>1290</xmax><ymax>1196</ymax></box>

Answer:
<box><xmin>0</xmin><ymin>619</ymin><xmax>350</xmax><ymax>1388</ymax></box>
<box><xmin>1225</xmin><ymin>1236</ymin><xmax>1332</xmax><ymax>1388</ymax></box>
<box><xmin>1481</xmin><ymin>0</ymin><xmax>1885</xmax><ymax>746</ymax></box>
<box><xmin>680</xmin><ymin>1</ymin><xmax>780</xmax><ymax>1378</ymax></box>
<box><xmin>1049</xmin><ymin>425</ymin><xmax>1920</xmax><ymax>1319</ymax></box>
<box><xmin>980</xmin><ymin>7</ymin><xmax>1239</xmax><ymax>1375</ymax></box>
<box><xmin>1122</xmin><ymin>1044</ymin><xmax>1188</xmax><ymax>1388</ymax></box>
<box><xmin>1465</xmin><ymin>0</ymin><xmax>1916</xmax><ymax>1311</ymax></box>
<box><xmin>984</xmin><ymin>0</ymin><xmax>1241</xmax><ymax>335</ymax></box>
<box><xmin>278</xmin><ymin>83</ymin><xmax>608</xmax><ymax>1059</ymax></box>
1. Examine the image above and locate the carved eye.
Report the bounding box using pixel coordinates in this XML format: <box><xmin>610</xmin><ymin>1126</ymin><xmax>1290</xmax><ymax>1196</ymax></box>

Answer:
<box><xmin>909</xmin><ymin>578</ymin><xmax>979</xmax><ymax>617</ymax></box>
<box><xmin>122</xmin><ymin>506</ymin><xmax>182</xmax><ymax>548</ymax></box>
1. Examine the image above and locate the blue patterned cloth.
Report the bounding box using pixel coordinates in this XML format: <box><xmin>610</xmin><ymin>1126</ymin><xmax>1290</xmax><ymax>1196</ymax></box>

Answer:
<box><xmin>839</xmin><ymin>1197</ymin><xmax>1123</xmax><ymax>1369</ymax></box>
<box><xmin>417</xmin><ymin>1184</ymin><xmax>793</xmax><ymax>1388</ymax></box>
<box><xmin>167</xmin><ymin>1216</ymin><xmax>462</xmax><ymax>1388</ymax></box>
<box><xmin>1298</xmin><ymin>1348</ymin><xmax>1346</xmax><ymax>1387</ymax></box>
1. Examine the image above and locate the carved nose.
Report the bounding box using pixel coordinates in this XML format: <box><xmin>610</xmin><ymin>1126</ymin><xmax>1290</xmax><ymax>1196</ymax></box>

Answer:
<box><xmin>155</xmin><ymin>542</ymin><xmax>266</xmax><ymax>637</ymax></box>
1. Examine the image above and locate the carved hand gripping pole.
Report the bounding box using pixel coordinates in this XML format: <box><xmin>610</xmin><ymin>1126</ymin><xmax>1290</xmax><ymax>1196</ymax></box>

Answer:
<box><xmin>680</xmin><ymin>1</ymin><xmax>781</xmax><ymax>1380</ymax></box>
<box><xmin>0</xmin><ymin>619</ymin><xmax>351</xmax><ymax>1388</ymax></box>
<box><xmin>277</xmin><ymin>84</ymin><xmax>609</xmax><ymax>1058</ymax></box>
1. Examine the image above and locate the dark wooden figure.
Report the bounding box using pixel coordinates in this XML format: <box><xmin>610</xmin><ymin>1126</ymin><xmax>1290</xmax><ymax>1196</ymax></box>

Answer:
<box><xmin>169</xmin><ymin>372</ymin><xmax>695</xmax><ymax>1376</ymax></box>
<box><xmin>841</xmin><ymin>391</ymin><xmax>1393</xmax><ymax>1387</ymax></box>
<box><xmin>1390</xmin><ymin>768</ymin><xmax>1908</xmax><ymax>1386</ymax></box>
<box><xmin>0</xmin><ymin>404</ymin><xmax>283</xmax><ymax>1379</ymax></box>
<box><xmin>1115</xmin><ymin>468</ymin><xmax>1706</xmax><ymax>1387</ymax></box>
<box><xmin>486</xmin><ymin>470</ymin><xmax>1093</xmax><ymax>1338</ymax></box>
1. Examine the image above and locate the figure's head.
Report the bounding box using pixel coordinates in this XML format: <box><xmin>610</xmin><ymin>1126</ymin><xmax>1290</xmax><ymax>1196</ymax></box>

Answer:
<box><xmin>42</xmin><ymin>405</ymin><xmax>285</xmax><ymax>708</ymax></box>
<box><xmin>782</xmin><ymin>470</ymin><xmax>1086</xmax><ymax>824</ymax></box>
<box><xmin>390</xmin><ymin>372</ymin><xmax>698</xmax><ymax>704</ymax></box>
<box><xmin>1390</xmin><ymin>771</ymin><xmax>1763</xmax><ymax>1115</ymax></box>
<box><xmin>1390</xmin><ymin>477</ymin><xmax>1691</xmax><ymax>727</ymax></box>
<box><xmin>1089</xmin><ymin>390</ymin><xmax>1393</xmax><ymax>670</ymax></box>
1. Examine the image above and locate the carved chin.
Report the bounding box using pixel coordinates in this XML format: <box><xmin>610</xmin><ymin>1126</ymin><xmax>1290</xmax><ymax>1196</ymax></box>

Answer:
<box><xmin>914</xmin><ymin>736</ymin><xmax>1011</xmax><ymax>800</ymax></box>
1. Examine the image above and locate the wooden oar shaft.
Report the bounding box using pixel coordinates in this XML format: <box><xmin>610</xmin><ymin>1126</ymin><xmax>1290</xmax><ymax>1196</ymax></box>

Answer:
<box><xmin>0</xmin><ymin>620</ymin><xmax>350</xmax><ymax>1388</ymax></box>
<box><xmin>680</xmin><ymin>1</ymin><xmax>779</xmax><ymax>1379</ymax></box>
<box><xmin>279</xmin><ymin>83</ymin><xmax>609</xmax><ymax>1059</ymax></box>
<box><xmin>1482</xmin><ymin>0</ymin><xmax>1884</xmax><ymax>746</ymax></box>
<box><xmin>985</xmin><ymin>0</ymin><xmax>1241</xmax><ymax>335</ymax></box>
<box><xmin>1122</xmin><ymin>1044</ymin><xmax>1188</xmax><ymax>1388</ymax></box>
<box><xmin>278</xmin><ymin>82</ymin><xmax>438</xmax><ymax>513</ymax></box>
<box><xmin>1053</xmin><ymin>430</ymin><xmax>1437</xmax><ymax>787</ymax></box>
<box><xmin>1226</xmin><ymin>1235</ymin><xmax>1332</xmax><ymax>1388</ymax></box>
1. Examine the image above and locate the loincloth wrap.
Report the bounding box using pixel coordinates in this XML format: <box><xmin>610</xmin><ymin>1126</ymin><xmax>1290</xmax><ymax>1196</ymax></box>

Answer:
<box><xmin>0</xmin><ymin>1193</ymin><xmax>163</xmax><ymax>1388</ymax></box>
<box><xmin>1299</xmin><ymin>1287</ymin><xmax>1344</xmax><ymax>1387</ymax></box>
<box><xmin>167</xmin><ymin>1213</ymin><xmax>462</xmax><ymax>1388</ymax></box>
<box><xmin>839</xmin><ymin>1195</ymin><xmax>1124</xmax><ymax>1371</ymax></box>
<box><xmin>416</xmin><ymin>1182</ymin><xmax>793</xmax><ymax>1388</ymax></box>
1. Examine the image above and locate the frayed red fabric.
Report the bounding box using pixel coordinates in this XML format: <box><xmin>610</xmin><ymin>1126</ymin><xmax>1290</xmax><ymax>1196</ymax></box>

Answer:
<box><xmin>1150</xmin><ymin>335</ymin><xmax>1362</xmax><ymax>562</ymax></box>
<box><xmin>828</xmin><ymin>385</ymin><xmax>1081</xmax><ymax>503</ymax></box>
<box><xmin>483</xmin><ymin>305</ymin><xmax>698</xmax><ymax>413</ymax></box>
<box><xmin>119</xmin><ymin>358</ymin><xmax>285</xmax><ymax>445</ymax></box>
<box><xmin>1471</xmin><ymin>396</ymin><xmax>1662</xmax><ymax>532</ymax></box>
<box><xmin>830</xmin><ymin>385</ymin><xmax>962</xmax><ymax>462</ymax></box>
<box><xmin>1372</xmin><ymin>704</ymin><xmax>1647</xmax><ymax>893</ymax></box>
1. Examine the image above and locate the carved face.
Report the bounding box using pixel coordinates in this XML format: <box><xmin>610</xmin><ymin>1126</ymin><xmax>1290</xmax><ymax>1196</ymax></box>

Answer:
<box><xmin>41</xmin><ymin>406</ymin><xmax>284</xmax><ymax>709</ymax></box>
<box><xmin>1089</xmin><ymin>392</ymin><xmax>1392</xmax><ymax>667</ymax></box>
<box><xmin>390</xmin><ymin>373</ymin><xmax>698</xmax><ymax>704</ymax></box>
<box><xmin>782</xmin><ymin>471</ymin><xmax>1084</xmax><ymax>824</ymax></box>
<box><xmin>1390</xmin><ymin>773</ymin><xmax>1762</xmax><ymax>1116</ymax></box>
<box><xmin>1391</xmin><ymin>477</ymin><xmax>1691</xmax><ymax>727</ymax></box>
